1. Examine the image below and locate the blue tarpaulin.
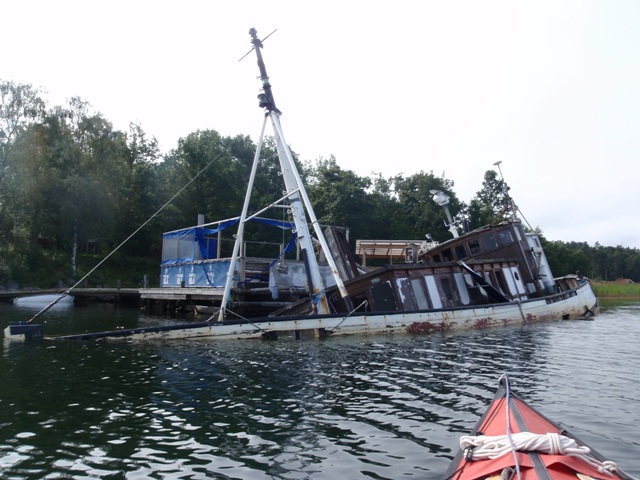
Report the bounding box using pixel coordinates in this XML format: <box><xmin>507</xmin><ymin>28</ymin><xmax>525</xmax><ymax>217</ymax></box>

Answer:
<box><xmin>161</xmin><ymin>219</ymin><xmax>239</xmax><ymax>265</ymax></box>
<box><xmin>161</xmin><ymin>217</ymin><xmax>295</xmax><ymax>266</ymax></box>
<box><xmin>161</xmin><ymin>261</ymin><xmax>232</xmax><ymax>288</ymax></box>
<box><xmin>160</xmin><ymin>217</ymin><xmax>298</xmax><ymax>288</ymax></box>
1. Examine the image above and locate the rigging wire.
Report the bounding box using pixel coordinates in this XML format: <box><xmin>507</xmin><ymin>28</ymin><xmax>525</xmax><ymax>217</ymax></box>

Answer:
<box><xmin>26</xmin><ymin>145</ymin><xmax>230</xmax><ymax>324</ymax></box>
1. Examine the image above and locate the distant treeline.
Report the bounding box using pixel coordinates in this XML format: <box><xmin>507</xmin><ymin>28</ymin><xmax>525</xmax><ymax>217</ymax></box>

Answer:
<box><xmin>1</xmin><ymin>80</ymin><xmax>638</xmax><ymax>288</ymax></box>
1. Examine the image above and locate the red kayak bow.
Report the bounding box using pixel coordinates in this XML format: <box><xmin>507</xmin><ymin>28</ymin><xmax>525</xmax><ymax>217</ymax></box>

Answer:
<box><xmin>443</xmin><ymin>376</ymin><xmax>636</xmax><ymax>480</ymax></box>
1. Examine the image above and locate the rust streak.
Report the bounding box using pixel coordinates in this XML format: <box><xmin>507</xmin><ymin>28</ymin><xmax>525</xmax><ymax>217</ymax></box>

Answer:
<box><xmin>407</xmin><ymin>321</ymin><xmax>448</xmax><ymax>335</ymax></box>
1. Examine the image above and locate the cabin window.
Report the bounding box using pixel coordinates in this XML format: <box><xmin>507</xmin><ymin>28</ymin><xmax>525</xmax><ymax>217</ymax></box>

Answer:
<box><xmin>483</xmin><ymin>233</ymin><xmax>498</xmax><ymax>251</ymax></box>
<box><xmin>424</xmin><ymin>275</ymin><xmax>443</xmax><ymax>308</ymax></box>
<box><xmin>351</xmin><ymin>293</ymin><xmax>369</xmax><ymax>312</ymax></box>
<box><xmin>370</xmin><ymin>281</ymin><xmax>398</xmax><ymax>312</ymax></box>
<box><xmin>530</xmin><ymin>235</ymin><xmax>541</xmax><ymax>248</ymax></box>
<box><xmin>496</xmin><ymin>229</ymin><xmax>514</xmax><ymax>246</ymax></box>
<box><xmin>442</xmin><ymin>248</ymin><xmax>453</xmax><ymax>262</ymax></box>
<box><xmin>454</xmin><ymin>272</ymin><xmax>470</xmax><ymax>305</ymax></box>
<box><xmin>468</xmin><ymin>239</ymin><xmax>482</xmax><ymax>255</ymax></box>
<box><xmin>514</xmin><ymin>226</ymin><xmax>523</xmax><ymax>242</ymax></box>
<box><xmin>465</xmin><ymin>276</ymin><xmax>488</xmax><ymax>304</ymax></box>
<box><xmin>411</xmin><ymin>278</ymin><xmax>430</xmax><ymax>310</ymax></box>
<box><xmin>462</xmin><ymin>273</ymin><xmax>488</xmax><ymax>303</ymax></box>
<box><xmin>494</xmin><ymin>270</ymin><xmax>509</xmax><ymax>295</ymax></box>
<box><xmin>396</xmin><ymin>277</ymin><xmax>416</xmax><ymax>310</ymax></box>
<box><xmin>432</xmin><ymin>254</ymin><xmax>442</xmax><ymax>263</ymax></box>
<box><xmin>502</xmin><ymin>268</ymin><xmax>518</xmax><ymax>295</ymax></box>
<box><xmin>441</xmin><ymin>277</ymin><xmax>455</xmax><ymax>303</ymax></box>
<box><xmin>454</xmin><ymin>244</ymin><xmax>467</xmax><ymax>259</ymax></box>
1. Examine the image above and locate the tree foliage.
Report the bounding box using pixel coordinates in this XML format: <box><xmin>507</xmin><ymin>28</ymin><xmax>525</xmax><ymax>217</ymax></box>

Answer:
<box><xmin>0</xmin><ymin>84</ymin><xmax>163</xmax><ymax>285</ymax></box>
<box><xmin>305</xmin><ymin>156</ymin><xmax>372</xmax><ymax>235</ymax></box>
<box><xmin>1</xmin><ymin>79</ymin><xmax>639</xmax><ymax>287</ymax></box>
<box><xmin>468</xmin><ymin>169</ymin><xmax>513</xmax><ymax>227</ymax></box>
<box><xmin>0</xmin><ymin>80</ymin><xmax>46</xmax><ymax>172</ymax></box>
<box><xmin>392</xmin><ymin>171</ymin><xmax>463</xmax><ymax>241</ymax></box>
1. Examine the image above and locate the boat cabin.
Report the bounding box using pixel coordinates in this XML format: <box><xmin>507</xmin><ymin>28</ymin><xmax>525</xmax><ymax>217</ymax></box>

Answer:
<box><xmin>416</xmin><ymin>221</ymin><xmax>555</xmax><ymax>297</ymax></box>
<box><xmin>272</xmin><ymin>221</ymin><xmax>555</xmax><ymax>318</ymax></box>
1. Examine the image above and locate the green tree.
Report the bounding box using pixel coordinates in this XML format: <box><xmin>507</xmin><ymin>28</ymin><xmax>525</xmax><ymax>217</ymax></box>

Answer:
<box><xmin>159</xmin><ymin>130</ymin><xmax>259</xmax><ymax>230</ymax></box>
<box><xmin>0</xmin><ymin>80</ymin><xmax>47</xmax><ymax>174</ymax></box>
<box><xmin>468</xmin><ymin>169</ymin><xmax>513</xmax><ymax>228</ymax></box>
<box><xmin>112</xmin><ymin>123</ymin><xmax>163</xmax><ymax>257</ymax></box>
<box><xmin>305</xmin><ymin>156</ymin><xmax>372</xmax><ymax>236</ymax></box>
<box><xmin>367</xmin><ymin>173</ymin><xmax>411</xmax><ymax>240</ymax></box>
<box><xmin>0</xmin><ymin>81</ymin><xmax>47</xmax><ymax>241</ymax></box>
<box><xmin>542</xmin><ymin>239</ymin><xmax>590</xmax><ymax>277</ymax></box>
<box><xmin>5</xmin><ymin>97</ymin><xmax>143</xmax><ymax>279</ymax></box>
<box><xmin>392</xmin><ymin>171</ymin><xmax>463</xmax><ymax>241</ymax></box>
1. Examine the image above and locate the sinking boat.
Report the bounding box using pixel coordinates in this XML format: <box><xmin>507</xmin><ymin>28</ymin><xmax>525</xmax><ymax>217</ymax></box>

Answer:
<box><xmin>443</xmin><ymin>375</ymin><xmax>635</xmax><ymax>480</ymax></box>
<box><xmin>4</xmin><ymin>28</ymin><xmax>599</xmax><ymax>342</ymax></box>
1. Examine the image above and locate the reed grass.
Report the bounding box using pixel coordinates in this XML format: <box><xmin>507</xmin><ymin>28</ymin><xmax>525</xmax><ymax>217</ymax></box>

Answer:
<box><xmin>590</xmin><ymin>281</ymin><xmax>640</xmax><ymax>298</ymax></box>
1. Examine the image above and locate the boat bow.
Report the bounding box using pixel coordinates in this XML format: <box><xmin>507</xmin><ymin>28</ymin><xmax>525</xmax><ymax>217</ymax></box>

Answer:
<box><xmin>444</xmin><ymin>376</ymin><xmax>636</xmax><ymax>480</ymax></box>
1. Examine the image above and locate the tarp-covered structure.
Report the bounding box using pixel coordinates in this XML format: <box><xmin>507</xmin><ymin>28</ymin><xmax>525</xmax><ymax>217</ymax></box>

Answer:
<box><xmin>160</xmin><ymin>217</ymin><xmax>296</xmax><ymax>288</ymax></box>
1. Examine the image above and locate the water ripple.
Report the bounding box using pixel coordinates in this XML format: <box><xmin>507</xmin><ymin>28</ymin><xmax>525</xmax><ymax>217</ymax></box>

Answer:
<box><xmin>0</xmin><ymin>301</ymin><xmax>638</xmax><ymax>478</ymax></box>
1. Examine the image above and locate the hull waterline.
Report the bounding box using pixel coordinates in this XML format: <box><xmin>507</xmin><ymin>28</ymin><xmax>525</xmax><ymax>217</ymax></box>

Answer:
<box><xmin>44</xmin><ymin>282</ymin><xmax>598</xmax><ymax>342</ymax></box>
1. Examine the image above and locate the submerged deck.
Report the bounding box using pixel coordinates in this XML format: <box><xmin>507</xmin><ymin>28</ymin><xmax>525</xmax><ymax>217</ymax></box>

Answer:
<box><xmin>139</xmin><ymin>287</ymin><xmax>224</xmax><ymax>301</ymax></box>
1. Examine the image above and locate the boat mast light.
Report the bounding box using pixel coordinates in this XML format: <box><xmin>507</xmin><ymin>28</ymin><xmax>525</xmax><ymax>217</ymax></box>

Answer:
<box><xmin>430</xmin><ymin>189</ymin><xmax>450</xmax><ymax>207</ymax></box>
<box><xmin>429</xmin><ymin>190</ymin><xmax>459</xmax><ymax>238</ymax></box>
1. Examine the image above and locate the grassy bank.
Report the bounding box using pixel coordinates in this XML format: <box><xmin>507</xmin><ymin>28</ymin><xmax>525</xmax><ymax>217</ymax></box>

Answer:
<box><xmin>590</xmin><ymin>281</ymin><xmax>640</xmax><ymax>299</ymax></box>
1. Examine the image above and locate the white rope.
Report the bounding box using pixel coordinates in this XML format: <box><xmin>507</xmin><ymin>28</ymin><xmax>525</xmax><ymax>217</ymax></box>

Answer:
<box><xmin>460</xmin><ymin>432</ymin><xmax>618</xmax><ymax>476</ymax></box>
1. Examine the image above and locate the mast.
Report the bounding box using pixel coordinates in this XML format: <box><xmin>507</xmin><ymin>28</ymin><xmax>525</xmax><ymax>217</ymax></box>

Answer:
<box><xmin>249</xmin><ymin>27</ymin><xmax>339</xmax><ymax>315</ymax></box>
<box><xmin>219</xmin><ymin>29</ymin><xmax>350</xmax><ymax>320</ymax></box>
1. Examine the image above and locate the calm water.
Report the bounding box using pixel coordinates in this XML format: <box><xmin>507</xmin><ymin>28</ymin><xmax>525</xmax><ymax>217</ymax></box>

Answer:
<box><xmin>0</xmin><ymin>297</ymin><xmax>638</xmax><ymax>479</ymax></box>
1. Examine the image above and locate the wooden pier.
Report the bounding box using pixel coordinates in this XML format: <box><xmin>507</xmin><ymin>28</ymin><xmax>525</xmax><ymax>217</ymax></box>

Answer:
<box><xmin>0</xmin><ymin>286</ymin><xmax>296</xmax><ymax>317</ymax></box>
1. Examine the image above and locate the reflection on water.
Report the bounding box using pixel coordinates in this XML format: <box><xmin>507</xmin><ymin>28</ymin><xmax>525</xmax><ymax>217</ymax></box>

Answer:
<box><xmin>14</xmin><ymin>294</ymin><xmax>75</xmax><ymax>309</ymax></box>
<box><xmin>0</xmin><ymin>300</ymin><xmax>639</xmax><ymax>479</ymax></box>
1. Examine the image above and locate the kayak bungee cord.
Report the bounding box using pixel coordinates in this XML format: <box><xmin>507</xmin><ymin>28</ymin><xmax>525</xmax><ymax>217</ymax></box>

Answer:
<box><xmin>26</xmin><ymin>145</ymin><xmax>231</xmax><ymax>324</ymax></box>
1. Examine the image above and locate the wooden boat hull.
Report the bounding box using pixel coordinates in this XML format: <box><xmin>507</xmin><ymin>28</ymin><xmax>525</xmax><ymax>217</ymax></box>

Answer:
<box><xmin>47</xmin><ymin>281</ymin><xmax>598</xmax><ymax>342</ymax></box>
<box><xmin>443</xmin><ymin>376</ymin><xmax>634</xmax><ymax>480</ymax></box>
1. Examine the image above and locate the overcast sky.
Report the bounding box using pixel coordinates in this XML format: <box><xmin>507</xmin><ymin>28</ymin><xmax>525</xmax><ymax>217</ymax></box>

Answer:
<box><xmin>5</xmin><ymin>1</ymin><xmax>640</xmax><ymax>248</ymax></box>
